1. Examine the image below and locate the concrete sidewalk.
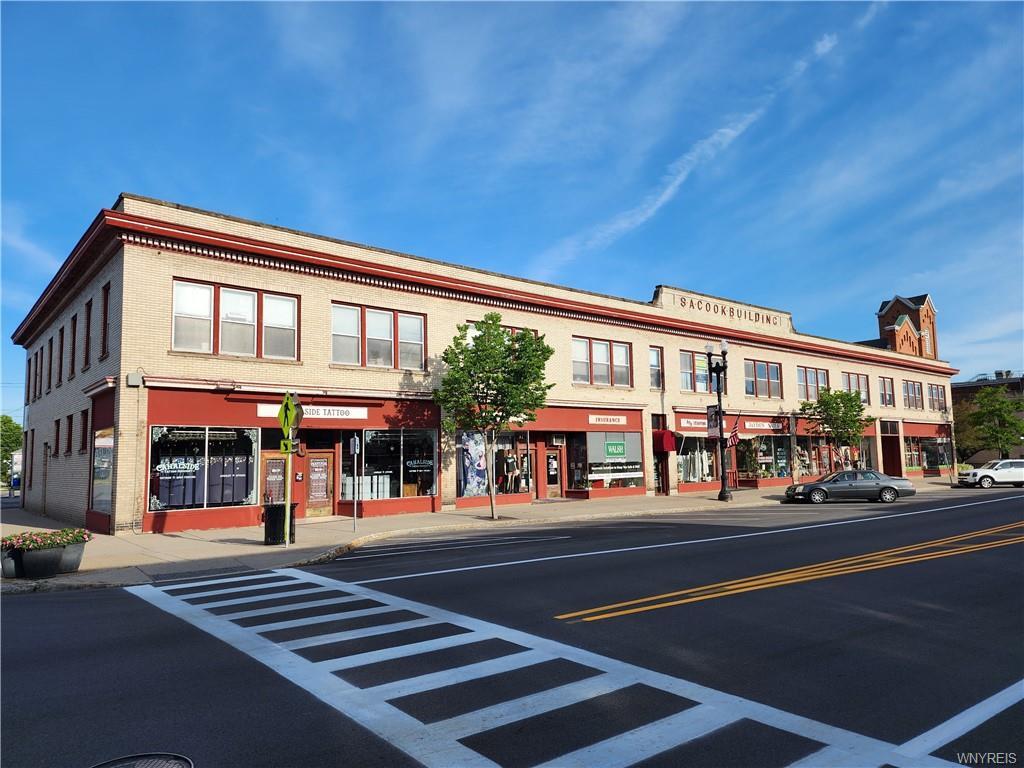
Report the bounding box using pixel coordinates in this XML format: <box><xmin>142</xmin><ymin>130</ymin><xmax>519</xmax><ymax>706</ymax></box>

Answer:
<box><xmin>1</xmin><ymin>477</ymin><xmax>959</xmax><ymax>594</ymax></box>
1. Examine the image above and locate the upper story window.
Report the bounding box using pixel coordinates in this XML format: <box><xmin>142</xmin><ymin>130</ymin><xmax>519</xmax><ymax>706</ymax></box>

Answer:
<box><xmin>69</xmin><ymin>314</ymin><xmax>77</xmax><ymax>380</ymax></box>
<box><xmin>57</xmin><ymin>327</ymin><xmax>64</xmax><ymax>386</ymax></box>
<box><xmin>333</xmin><ymin>303</ymin><xmax>425</xmax><ymax>370</ymax></box>
<box><xmin>572</xmin><ymin>336</ymin><xmax>631</xmax><ymax>387</ymax></box>
<box><xmin>173</xmin><ymin>280</ymin><xmax>298</xmax><ymax>360</ymax></box>
<box><xmin>649</xmin><ymin>347</ymin><xmax>663</xmax><ymax>390</ymax></box>
<box><xmin>262</xmin><ymin>294</ymin><xmax>297</xmax><ymax>360</ymax></box>
<box><xmin>879</xmin><ymin>377</ymin><xmax>895</xmax><ymax>407</ymax></box>
<box><xmin>842</xmin><ymin>372</ymin><xmax>870</xmax><ymax>404</ymax></box>
<box><xmin>173</xmin><ymin>281</ymin><xmax>214</xmax><ymax>353</ymax></box>
<box><xmin>24</xmin><ymin>357</ymin><xmax>31</xmax><ymax>404</ymax></box>
<box><xmin>797</xmin><ymin>366</ymin><xmax>828</xmax><ymax>401</ymax></box>
<box><xmin>903</xmin><ymin>380</ymin><xmax>924</xmax><ymax>410</ymax></box>
<box><xmin>83</xmin><ymin>299</ymin><xmax>92</xmax><ymax>368</ymax></box>
<box><xmin>220</xmin><ymin>289</ymin><xmax>257</xmax><ymax>356</ymax></box>
<box><xmin>927</xmin><ymin>384</ymin><xmax>947</xmax><ymax>411</ymax></box>
<box><xmin>745</xmin><ymin>359</ymin><xmax>782</xmax><ymax>399</ymax></box>
<box><xmin>46</xmin><ymin>337</ymin><xmax>53</xmax><ymax>392</ymax></box>
<box><xmin>100</xmin><ymin>282</ymin><xmax>111</xmax><ymax>359</ymax></box>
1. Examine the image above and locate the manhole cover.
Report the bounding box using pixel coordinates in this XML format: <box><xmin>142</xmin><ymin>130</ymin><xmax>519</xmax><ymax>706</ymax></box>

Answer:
<box><xmin>90</xmin><ymin>754</ymin><xmax>193</xmax><ymax>768</ymax></box>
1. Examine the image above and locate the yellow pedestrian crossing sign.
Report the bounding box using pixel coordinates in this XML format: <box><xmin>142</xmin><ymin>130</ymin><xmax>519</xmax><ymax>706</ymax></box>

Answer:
<box><xmin>278</xmin><ymin>392</ymin><xmax>304</xmax><ymax>434</ymax></box>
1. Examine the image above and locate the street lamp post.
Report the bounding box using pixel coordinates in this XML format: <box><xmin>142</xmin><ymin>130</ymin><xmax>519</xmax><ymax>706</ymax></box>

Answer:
<box><xmin>706</xmin><ymin>340</ymin><xmax>732</xmax><ymax>502</ymax></box>
<box><xmin>941</xmin><ymin>406</ymin><xmax>958</xmax><ymax>488</ymax></box>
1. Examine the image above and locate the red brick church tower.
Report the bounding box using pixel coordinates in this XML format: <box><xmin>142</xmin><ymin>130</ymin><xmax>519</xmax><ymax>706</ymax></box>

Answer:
<box><xmin>874</xmin><ymin>294</ymin><xmax>938</xmax><ymax>359</ymax></box>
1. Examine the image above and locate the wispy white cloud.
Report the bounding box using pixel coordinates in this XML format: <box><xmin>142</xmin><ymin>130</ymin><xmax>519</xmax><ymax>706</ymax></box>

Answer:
<box><xmin>1</xmin><ymin>204</ymin><xmax>61</xmax><ymax>275</ymax></box>
<box><xmin>528</xmin><ymin>30</ymin><xmax>840</xmax><ymax>280</ymax></box>
<box><xmin>815</xmin><ymin>33</ymin><xmax>838</xmax><ymax>56</ymax></box>
<box><xmin>855</xmin><ymin>2</ymin><xmax>887</xmax><ymax>31</ymax></box>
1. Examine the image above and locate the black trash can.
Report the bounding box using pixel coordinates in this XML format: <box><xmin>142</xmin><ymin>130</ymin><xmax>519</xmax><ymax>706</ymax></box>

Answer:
<box><xmin>262</xmin><ymin>503</ymin><xmax>298</xmax><ymax>545</ymax></box>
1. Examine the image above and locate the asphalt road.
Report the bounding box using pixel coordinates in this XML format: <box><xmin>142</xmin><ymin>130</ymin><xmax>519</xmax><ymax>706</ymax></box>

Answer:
<box><xmin>2</xmin><ymin>489</ymin><xmax>1022</xmax><ymax>768</ymax></box>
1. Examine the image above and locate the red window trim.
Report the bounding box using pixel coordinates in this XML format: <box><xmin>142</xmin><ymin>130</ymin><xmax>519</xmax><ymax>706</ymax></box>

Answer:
<box><xmin>797</xmin><ymin>365</ymin><xmax>828</xmax><ymax>401</ymax></box>
<box><xmin>745</xmin><ymin>358</ymin><xmax>783</xmax><ymax>399</ymax></box>
<box><xmin>903</xmin><ymin>379</ymin><xmax>924</xmax><ymax>410</ymax></box>
<box><xmin>649</xmin><ymin>345</ymin><xmax>664</xmax><ymax>391</ymax></box>
<box><xmin>65</xmin><ymin>414</ymin><xmax>73</xmax><ymax>455</ymax></box>
<box><xmin>68</xmin><ymin>315</ymin><xmax>77</xmax><ymax>380</ymax></box>
<box><xmin>57</xmin><ymin>327</ymin><xmax>64</xmax><ymax>386</ymax></box>
<box><xmin>79</xmin><ymin>409</ymin><xmax>89</xmax><ymax>452</ymax></box>
<box><xmin>172</xmin><ymin>278</ymin><xmax>302</xmax><ymax>361</ymax></box>
<box><xmin>927</xmin><ymin>384</ymin><xmax>947</xmax><ymax>411</ymax></box>
<box><xmin>99</xmin><ymin>282</ymin><xmax>111</xmax><ymax>359</ymax></box>
<box><xmin>841</xmin><ymin>372</ymin><xmax>870</xmax><ymax>404</ymax></box>
<box><xmin>83</xmin><ymin>299</ymin><xmax>92</xmax><ymax>369</ymax></box>
<box><xmin>572</xmin><ymin>335</ymin><xmax>633</xmax><ymax>388</ymax></box>
<box><xmin>333</xmin><ymin>301</ymin><xmax>427</xmax><ymax>370</ymax></box>
<box><xmin>879</xmin><ymin>376</ymin><xmax>895</xmax><ymax>407</ymax></box>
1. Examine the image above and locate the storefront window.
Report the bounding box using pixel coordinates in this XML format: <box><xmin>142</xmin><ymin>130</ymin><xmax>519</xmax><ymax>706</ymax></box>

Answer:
<box><xmin>402</xmin><ymin>429</ymin><xmax>437</xmax><ymax>497</ymax></box>
<box><xmin>456</xmin><ymin>431</ymin><xmax>528</xmax><ymax>496</ymax></box>
<box><xmin>568</xmin><ymin>433</ymin><xmax>588</xmax><ymax>490</ymax></box>
<box><xmin>149</xmin><ymin>426</ymin><xmax>257</xmax><ymax>511</ymax></box>
<box><xmin>908</xmin><ymin>436</ymin><xmax>950</xmax><ymax>469</ymax></box>
<box><xmin>676</xmin><ymin>436</ymin><xmax>716</xmax><ymax>483</ymax></box>
<box><xmin>737</xmin><ymin>436</ymin><xmax>791</xmax><ymax>480</ymax></box>
<box><xmin>364</xmin><ymin>429</ymin><xmax>402</xmax><ymax>499</ymax></box>
<box><xmin>91</xmin><ymin>427</ymin><xmax>114</xmax><ymax>512</ymax></box>
<box><xmin>586</xmin><ymin>432</ymin><xmax>643</xmax><ymax>488</ymax></box>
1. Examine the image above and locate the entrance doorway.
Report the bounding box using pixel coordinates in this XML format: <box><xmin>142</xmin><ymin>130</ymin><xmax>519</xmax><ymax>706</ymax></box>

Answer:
<box><xmin>653</xmin><ymin>453</ymin><xmax>670</xmax><ymax>495</ymax></box>
<box><xmin>306</xmin><ymin>450</ymin><xmax>335</xmax><ymax>517</ymax></box>
<box><xmin>545</xmin><ymin>450</ymin><xmax>562</xmax><ymax>498</ymax></box>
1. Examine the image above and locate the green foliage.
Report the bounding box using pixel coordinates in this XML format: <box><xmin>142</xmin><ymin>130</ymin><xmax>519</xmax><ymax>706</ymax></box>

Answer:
<box><xmin>1</xmin><ymin>415</ymin><xmax>23</xmax><ymax>484</ymax></box>
<box><xmin>798</xmin><ymin>388</ymin><xmax>875</xmax><ymax>448</ymax></box>
<box><xmin>433</xmin><ymin>313</ymin><xmax>554</xmax><ymax>519</ymax></box>
<box><xmin>952</xmin><ymin>399</ymin><xmax>982</xmax><ymax>461</ymax></box>
<box><xmin>434</xmin><ymin>313</ymin><xmax>555</xmax><ymax>436</ymax></box>
<box><xmin>969</xmin><ymin>386</ymin><xmax>1024</xmax><ymax>459</ymax></box>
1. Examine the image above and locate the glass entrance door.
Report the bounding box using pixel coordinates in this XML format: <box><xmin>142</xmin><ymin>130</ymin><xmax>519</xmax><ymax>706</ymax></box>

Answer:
<box><xmin>546</xmin><ymin>450</ymin><xmax>562</xmax><ymax>498</ymax></box>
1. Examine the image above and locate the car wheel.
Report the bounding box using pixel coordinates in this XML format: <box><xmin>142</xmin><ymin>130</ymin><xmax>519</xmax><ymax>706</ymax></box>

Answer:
<box><xmin>1013</xmin><ymin>483</ymin><xmax>1023</xmax><ymax>488</ymax></box>
<box><xmin>809</xmin><ymin>489</ymin><xmax>827</xmax><ymax>505</ymax></box>
<box><xmin>879</xmin><ymin>487</ymin><xmax>898</xmax><ymax>503</ymax></box>
<box><xmin>979</xmin><ymin>476</ymin><xmax>995</xmax><ymax>489</ymax></box>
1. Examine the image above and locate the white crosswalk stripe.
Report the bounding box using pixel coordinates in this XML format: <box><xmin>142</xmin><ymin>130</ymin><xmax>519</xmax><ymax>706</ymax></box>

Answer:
<box><xmin>128</xmin><ymin>568</ymin><xmax>963</xmax><ymax>768</ymax></box>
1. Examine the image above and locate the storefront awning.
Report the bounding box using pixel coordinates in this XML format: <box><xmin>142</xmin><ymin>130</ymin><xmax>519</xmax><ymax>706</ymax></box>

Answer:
<box><xmin>652</xmin><ymin>429</ymin><xmax>676</xmax><ymax>453</ymax></box>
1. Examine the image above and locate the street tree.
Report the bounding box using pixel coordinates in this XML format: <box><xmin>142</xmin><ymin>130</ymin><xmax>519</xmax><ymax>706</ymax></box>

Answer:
<box><xmin>1</xmin><ymin>415</ymin><xmax>23</xmax><ymax>485</ymax></box>
<box><xmin>798</xmin><ymin>388</ymin><xmax>875</xmax><ymax>465</ymax></box>
<box><xmin>952</xmin><ymin>399</ymin><xmax>982</xmax><ymax>462</ymax></box>
<box><xmin>433</xmin><ymin>313</ymin><xmax>554</xmax><ymax>520</ymax></box>
<box><xmin>969</xmin><ymin>386</ymin><xmax>1024</xmax><ymax>459</ymax></box>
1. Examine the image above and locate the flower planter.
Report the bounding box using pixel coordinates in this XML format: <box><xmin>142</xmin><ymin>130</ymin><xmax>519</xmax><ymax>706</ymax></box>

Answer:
<box><xmin>58</xmin><ymin>542</ymin><xmax>86</xmax><ymax>573</ymax></box>
<box><xmin>1</xmin><ymin>548</ymin><xmax>25</xmax><ymax>579</ymax></box>
<box><xmin>21</xmin><ymin>547</ymin><xmax>64</xmax><ymax>579</ymax></box>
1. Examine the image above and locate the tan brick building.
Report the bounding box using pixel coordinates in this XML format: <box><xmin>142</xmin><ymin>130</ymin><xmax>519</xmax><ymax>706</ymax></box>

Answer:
<box><xmin>12</xmin><ymin>194</ymin><xmax>958</xmax><ymax>534</ymax></box>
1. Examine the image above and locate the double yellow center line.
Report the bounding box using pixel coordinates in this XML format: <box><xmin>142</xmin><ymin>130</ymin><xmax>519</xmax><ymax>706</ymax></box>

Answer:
<box><xmin>556</xmin><ymin>520</ymin><xmax>1024</xmax><ymax>623</ymax></box>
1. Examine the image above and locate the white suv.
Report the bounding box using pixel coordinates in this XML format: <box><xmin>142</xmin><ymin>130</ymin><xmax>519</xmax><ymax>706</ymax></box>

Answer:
<box><xmin>958</xmin><ymin>460</ymin><xmax>1024</xmax><ymax>488</ymax></box>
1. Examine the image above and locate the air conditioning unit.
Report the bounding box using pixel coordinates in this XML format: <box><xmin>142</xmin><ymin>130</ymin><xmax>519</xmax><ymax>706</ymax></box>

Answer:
<box><xmin>550</xmin><ymin>434</ymin><xmax>566</xmax><ymax>447</ymax></box>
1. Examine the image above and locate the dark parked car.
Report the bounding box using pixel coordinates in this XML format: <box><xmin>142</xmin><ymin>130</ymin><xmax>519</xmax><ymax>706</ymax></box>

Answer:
<box><xmin>784</xmin><ymin>470</ymin><xmax>917</xmax><ymax>504</ymax></box>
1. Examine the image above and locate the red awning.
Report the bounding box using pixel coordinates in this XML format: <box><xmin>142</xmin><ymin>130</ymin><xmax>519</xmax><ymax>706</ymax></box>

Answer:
<box><xmin>652</xmin><ymin>429</ymin><xmax>676</xmax><ymax>453</ymax></box>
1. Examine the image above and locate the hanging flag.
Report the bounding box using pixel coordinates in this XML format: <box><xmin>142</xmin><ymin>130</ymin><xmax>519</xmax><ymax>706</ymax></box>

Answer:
<box><xmin>831</xmin><ymin>444</ymin><xmax>845</xmax><ymax>469</ymax></box>
<box><xmin>726</xmin><ymin>417</ymin><xmax>740</xmax><ymax>448</ymax></box>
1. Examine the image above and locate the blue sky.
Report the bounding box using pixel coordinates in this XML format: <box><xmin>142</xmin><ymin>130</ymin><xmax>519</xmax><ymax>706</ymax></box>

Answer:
<box><xmin>2</xmin><ymin>2</ymin><xmax>1022</xmax><ymax>422</ymax></box>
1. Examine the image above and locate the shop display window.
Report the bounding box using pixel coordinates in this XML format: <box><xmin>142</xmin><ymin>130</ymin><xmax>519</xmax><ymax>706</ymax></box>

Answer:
<box><xmin>737</xmin><ymin>436</ymin><xmax>791</xmax><ymax>479</ymax></box>
<box><xmin>676</xmin><ymin>436</ymin><xmax>716</xmax><ymax>483</ymax></box>
<box><xmin>585</xmin><ymin>431</ymin><xmax>643</xmax><ymax>488</ymax></box>
<box><xmin>456</xmin><ymin>431</ymin><xmax>530</xmax><ymax>496</ymax></box>
<box><xmin>149</xmin><ymin>426</ymin><xmax>258</xmax><ymax>511</ymax></box>
<box><xmin>905</xmin><ymin>436</ymin><xmax>950</xmax><ymax>469</ymax></box>
<box><xmin>364</xmin><ymin>429</ymin><xmax>402</xmax><ymax>498</ymax></box>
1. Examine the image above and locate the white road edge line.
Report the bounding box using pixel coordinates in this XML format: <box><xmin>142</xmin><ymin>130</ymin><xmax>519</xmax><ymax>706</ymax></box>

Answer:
<box><xmin>895</xmin><ymin>678</ymin><xmax>1024</xmax><ymax>758</ymax></box>
<box><xmin>341</xmin><ymin>536</ymin><xmax>572</xmax><ymax>561</ymax></box>
<box><xmin>352</xmin><ymin>495</ymin><xmax>1024</xmax><ymax>584</ymax></box>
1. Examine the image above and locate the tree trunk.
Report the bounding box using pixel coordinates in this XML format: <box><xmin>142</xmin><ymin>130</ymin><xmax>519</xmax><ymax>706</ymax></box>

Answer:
<box><xmin>486</xmin><ymin>428</ymin><xmax>498</xmax><ymax>521</ymax></box>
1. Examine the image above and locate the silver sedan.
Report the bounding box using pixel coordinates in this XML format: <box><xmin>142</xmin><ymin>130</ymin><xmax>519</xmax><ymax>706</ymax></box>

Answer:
<box><xmin>785</xmin><ymin>470</ymin><xmax>917</xmax><ymax>504</ymax></box>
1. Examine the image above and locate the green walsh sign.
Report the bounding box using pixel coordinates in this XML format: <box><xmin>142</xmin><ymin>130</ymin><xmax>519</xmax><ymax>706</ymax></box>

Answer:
<box><xmin>605</xmin><ymin>441</ymin><xmax>626</xmax><ymax>459</ymax></box>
